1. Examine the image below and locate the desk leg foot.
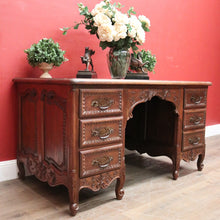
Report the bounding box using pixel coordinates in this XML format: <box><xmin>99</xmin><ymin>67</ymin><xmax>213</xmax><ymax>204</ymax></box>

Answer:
<box><xmin>115</xmin><ymin>171</ymin><xmax>125</xmax><ymax>200</ymax></box>
<box><xmin>68</xmin><ymin>186</ymin><xmax>79</xmax><ymax>216</ymax></box>
<box><xmin>172</xmin><ymin>157</ymin><xmax>180</xmax><ymax>180</ymax></box>
<box><xmin>17</xmin><ymin>160</ymin><xmax>25</xmax><ymax>180</ymax></box>
<box><xmin>69</xmin><ymin>203</ymin><xmax>79</xmax><ymax>216</ymax></box>
<box><xmin>197</xmin><ymin>153</ymin><xmax>205</xmax><ymax>171</ymax></box>
<box><xmin>173</xmin><ymin>170</ymin><xmax>179</xmax><ymax>180</ymax></box>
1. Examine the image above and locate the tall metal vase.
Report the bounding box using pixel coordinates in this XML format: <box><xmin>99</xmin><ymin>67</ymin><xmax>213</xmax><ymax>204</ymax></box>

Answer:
<box><xmin>107</xmin><ymin>48</ymin><xmax>131</xmax><ymax>79</ymax></box>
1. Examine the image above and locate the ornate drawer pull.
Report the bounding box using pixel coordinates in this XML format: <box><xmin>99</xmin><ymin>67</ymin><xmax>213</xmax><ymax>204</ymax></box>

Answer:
<box><xmin>91</xmin><ymin>98</ymin><xmax>114</xmax><ymax>110</ymax></box>
<box><xmin>190</xmin><ymin>116</ymin><xmax>202</xmax><ymax>125</ymax></box>
<box><xmin>91</xmin><ymin>127</ymin><xmax>114</xmax><ymax>140</ymax></box>
<box><xmin>92</xmin><ymin>156</ymin><xmax>113</xmax><ymax>169</ymax></box>
<box><xmin>189</xmin><ymin>137</ymin><xmax>200</xmax><ymax>145</ymax></box>
<box><xmin>190</xmin><ymin>95</ymin><xmax>203</xmax><ymax>104</ymax></box>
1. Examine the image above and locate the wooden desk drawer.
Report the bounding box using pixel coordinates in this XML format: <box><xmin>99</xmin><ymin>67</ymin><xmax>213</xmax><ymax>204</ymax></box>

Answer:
<box><xmin>80</xmin><ymin>144</ymin><xmax>122</xmax><ymax>178</ymax></box>
<box><xmin>182</xmin><ymin>129</ymin><xmax>205</xmax><ymax>151</ymax></box>
<box><xmin>183</xmin><ymin>109</ymin><xmax>206</xmax><ymax>130</ymax></box>
<box><xmin>184</xmin><ymin>88</ymin><xmax>207</xmax><ymax>109</ymax></box>
<box><xmin>79</xmin><ymin>89</ymin><xmax>123</xmax><ymax>118</ymax></box>
<box><xmin>80</xmin><ymin>117</ymin><xmax>123</xmax><ymax>148</ymax></box>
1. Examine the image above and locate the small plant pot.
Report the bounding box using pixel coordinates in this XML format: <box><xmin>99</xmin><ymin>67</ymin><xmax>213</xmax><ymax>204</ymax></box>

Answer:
<box><xmin>38</xmin><ymin>62</ymin><xmax>54</xmax><ymax>78</ymax></box>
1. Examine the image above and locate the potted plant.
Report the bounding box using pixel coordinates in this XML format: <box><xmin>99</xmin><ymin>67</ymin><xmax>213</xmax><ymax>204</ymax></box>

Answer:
<box><xmin>24</xmin><ymin>38</ymin><xmax>67</xmax><ymax>78</ymax></box>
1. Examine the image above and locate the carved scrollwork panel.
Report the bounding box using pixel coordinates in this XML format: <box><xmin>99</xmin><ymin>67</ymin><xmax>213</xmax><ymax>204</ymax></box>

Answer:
<box><xmin>126</xmin><ymin>89</ymin><xmax>182</xmax><ymax>120</ymax></box>
<box><xmin>80</xmin><ymin>170</ymin><xmax>120</xmax><ymax>191</ymax></box>
<box><xmin>25</xmin><ymin>155</ymin><xmax>63</xmax><ymax>186</ymax></box>
<box><xmin>181</xmin><ymin>148</ymin><xmax>204</xmax><ymax>162</ymax></box>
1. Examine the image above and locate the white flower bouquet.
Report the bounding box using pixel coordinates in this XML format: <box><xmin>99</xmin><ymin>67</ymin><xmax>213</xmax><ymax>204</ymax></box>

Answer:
<box><xmin>62</xmin><ymin>0</ymin><xmax>150</xmax><ymax>52</ymax></box>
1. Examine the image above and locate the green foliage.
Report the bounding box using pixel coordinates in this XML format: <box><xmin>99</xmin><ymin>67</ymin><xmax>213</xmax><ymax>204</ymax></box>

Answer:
<box><xmin>24</xmin><ymin>38</ymin><xmax>66</xmax><ymax>67</ymax></box>
<box><xmin>127</xmin><ymin>7</ymin><xmax>136</xmax><ymax>17</ymax></box>
<box><xmin>133</xmin><ymin>49</ymin><xmax>157</xmax><ymax>73</ymax></box>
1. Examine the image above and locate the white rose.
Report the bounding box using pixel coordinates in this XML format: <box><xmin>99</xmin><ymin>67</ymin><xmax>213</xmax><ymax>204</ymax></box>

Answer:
<box><xmin>128</xmin><ymin>15</ymin><xmax>142</xmax><ymax>29</ymax></box>
<box><xmin>113</xmin><ymin>23</ymin><xmax>127</xmax><ymax>41</ymax></box>
<box><xmin>128</xmin><ymin>15</ymin><xmax>142</xmax><ymax>39</ymax></box>
<box><xmin>128</xmin><ymin>28</ymin><xmax>136</xmax><ymax>38</ymax></box>
<box><xmin>97</xmin><ymin>24</ymin><xmax>115</xmax><ymax>42</ymax></box>
<box><xmin>113</xmin><ymin>10</ymin><xmax>129</xmax><ymax>24</ymax></box>
<box><xmin>93</xmin><ymin>13</ymin><xmax>111</xmax><ymax>27</ymax></box>
<box><xmin>136</xmin><ymin>27</ymin><xmax>145</xmax><ymax>44</ymax></box>
<box><xmin>91</xmin><ymin>2</ymin><xmax>106</xmax><ymax>16</ymax></box>
<box><xmin>138</xmin><ymin>15</ymin><xmax>151</xmax><ymax>28</ymax></box>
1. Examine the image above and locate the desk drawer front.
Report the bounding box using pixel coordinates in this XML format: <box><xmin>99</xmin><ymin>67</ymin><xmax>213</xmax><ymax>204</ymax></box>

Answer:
<box><xmin>80</xmin><ymin>144</ymin><xmax>122</xmax><ymax>178</ymax></box>
<box><xmin>182</xmin><ymin>130</ymin><xmax>205</xmax><ymax>151</ymax></box>
<box><xmin>80</xmin><ymin>89</ymin><xmax>123</xmax><ymax>118</ymax></box>
<box><xmin>80</xmin><ymin>117</ymin><xmax>123</xmax><ymax>148</ymax></box>
<box><xmin>183</xmin><ymin>109</ymin><xmax>206</xmax><ymax>130</ymax></box>
<box><xmin>184</xmin><ymin>88</ymin><xmax>207</xmax><ymax>109</ymax></box>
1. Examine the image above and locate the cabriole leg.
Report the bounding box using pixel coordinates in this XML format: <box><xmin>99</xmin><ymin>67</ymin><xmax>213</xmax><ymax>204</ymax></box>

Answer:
<box><xmin>115</xmin><ymin>170</ymin><xmax>125</xmax><ymax>200</ymax></box>
<box><xmin>172</xmin><ymin>157</ymin><xmax>180</xmax><ymax>180</ymax></box>
<box><xmin>197</xmin><ymin>153</ymin><xmax>205</xmax><ymax>171</ymax></box>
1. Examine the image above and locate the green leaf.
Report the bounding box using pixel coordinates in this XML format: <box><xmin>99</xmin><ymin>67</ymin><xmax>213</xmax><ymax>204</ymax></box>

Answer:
<box><xmin>141</xmin><ymin>23</ymin><xmax>150</xmax><ymax>32</ymax></box>
<box><xmin>74</xmin><ymin>24</ymin><xmax>80</xmax><ymax>29</ymax></box>
<box><xmin>99</xmin><ymin>41</ymin><xmax>108</xmax><ymax>50</ymax></box>
<box><xmin>131</xmin><ymin>44</ymin><xmax>139</xmax><ymax>53</ymax></box>
<box><xmin>127</xmin><ymin>7</ymin><xmax>136</xmax><ymax>16</ymax></box>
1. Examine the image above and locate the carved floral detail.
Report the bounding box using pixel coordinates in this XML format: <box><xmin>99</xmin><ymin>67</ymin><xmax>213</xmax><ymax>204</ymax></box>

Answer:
<box><xmin>21</xmin><ymin>88</ymin><xmax>38</xmax><ymax>102</ymax></box>
<box><xmin>80</xmin><ymin>170</ymin><xmax>120</xmax><ymax>191</ymax></box>
<box><xmin>182</xmin><ymin>148</ymin><xmax>204</xmax><ymax>162</ymax></box>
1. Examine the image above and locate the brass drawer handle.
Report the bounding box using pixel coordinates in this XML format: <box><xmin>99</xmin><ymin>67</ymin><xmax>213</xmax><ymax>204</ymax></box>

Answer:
<box><xmin>92</xmin><ymin>156</ymin><xmax>113</xmax><ymax>168</ymax></box>
<box><xmin>190</xmin><ymin>95</ymin><xmax>203</xmax><ymax>104</ymax></box>
<box><xmin>91</xmin><ymin>127</ymin><xmax>114</xmax><ymax>140</ymax></box>
<box><xmin>91</xmin><ymin>98</ymin><xmax>114</xmax><ymax>110</ymax></box>
<box><xmin>189</xmin><ymin>116</ymin><xmax>202</xmax><ymax>125</ymax></box>
<box><xmin>189</xmin><ymin>137</ymin><xmax>200</xmax><ymax>145</ymax></box>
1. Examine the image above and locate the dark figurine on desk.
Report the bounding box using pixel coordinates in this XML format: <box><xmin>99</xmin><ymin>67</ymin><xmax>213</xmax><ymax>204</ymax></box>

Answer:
<box><xmin>126</xmin><ymin>53</ymin><xmax>149</xmax><ymax>80</ymax></box>
<box><xmin>77</xmin><ymin>47</ymin><xmax>97</xmax><ymax>78</ymax></box>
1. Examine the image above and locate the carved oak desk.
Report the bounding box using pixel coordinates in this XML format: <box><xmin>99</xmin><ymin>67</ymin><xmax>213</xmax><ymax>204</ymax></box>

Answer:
<box><xmin>13</xmin><ymin>78</ymin><xmax>211</xmax><ymax>216</ymax></box>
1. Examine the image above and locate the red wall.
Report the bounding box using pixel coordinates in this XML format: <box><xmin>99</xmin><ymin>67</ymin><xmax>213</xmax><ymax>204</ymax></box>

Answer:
<box><xmin>0</xmin><ymin>0</ymin><xmax>220</xmax><ymax>161</ymax></box>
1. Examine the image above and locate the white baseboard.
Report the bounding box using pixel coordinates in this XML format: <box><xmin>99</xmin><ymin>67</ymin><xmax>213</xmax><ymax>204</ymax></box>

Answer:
<box><xmin>205</xmin><ymin>124</ymin><xmax>220</xmax><ymax>137</ymax></box>
<box><xmin>0</xmin><ymin>124</ymin><xmax>219</xmax><ymax>182</ymax></box>
<box><xmin>0</xmin><ymin>159</ymin><xmax>18</xmax><ymax>182</ymax></box>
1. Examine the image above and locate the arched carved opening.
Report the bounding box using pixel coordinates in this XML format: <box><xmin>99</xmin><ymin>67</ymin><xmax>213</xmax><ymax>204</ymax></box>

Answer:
<box><xmin>125</xmin><ymin>96</ymin><xmax>178</xmax><ymax>159</ymax></box>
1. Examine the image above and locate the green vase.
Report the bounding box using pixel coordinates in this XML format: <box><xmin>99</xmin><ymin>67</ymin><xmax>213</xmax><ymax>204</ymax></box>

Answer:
<box><xmin>107</xmin><ymin>48</ymin><xmax>131</xmax><ymax>79</ymax></box>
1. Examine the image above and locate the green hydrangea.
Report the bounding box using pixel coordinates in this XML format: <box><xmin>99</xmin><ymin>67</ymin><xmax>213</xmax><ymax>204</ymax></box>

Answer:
<box><xmin>24</xmin><ymin>38</ymin><xmax>66</xmax><ymax>67</ymax></box>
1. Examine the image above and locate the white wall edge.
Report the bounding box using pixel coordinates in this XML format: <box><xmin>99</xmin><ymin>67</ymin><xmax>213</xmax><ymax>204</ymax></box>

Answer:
<box><xmin>205</xmin><ymin>124</ymin><xmax>220</xmax><ymax>137</ymax></box>
<box><xmin>0</xmin><ymin>124</ymin><xmax>219</xmax><ymax>182</ymax></box>
<box><xmin>0</xmin><ymin>159</ymin><xmax>18</xmax><ymax>182</ymax></box>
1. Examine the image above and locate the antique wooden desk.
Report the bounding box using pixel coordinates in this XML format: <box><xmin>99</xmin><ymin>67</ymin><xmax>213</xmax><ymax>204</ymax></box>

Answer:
<box><xmin>13</xmin><ymin>78</ymin><xmax>211</xmax><ymax>216</ymax></box>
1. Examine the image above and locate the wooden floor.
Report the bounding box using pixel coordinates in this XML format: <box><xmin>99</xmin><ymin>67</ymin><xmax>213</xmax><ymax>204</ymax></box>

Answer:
<box><xmin>0</xmin><ymin>135</ymin><xmax>219</xmax><ymax>220</ymax></box>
